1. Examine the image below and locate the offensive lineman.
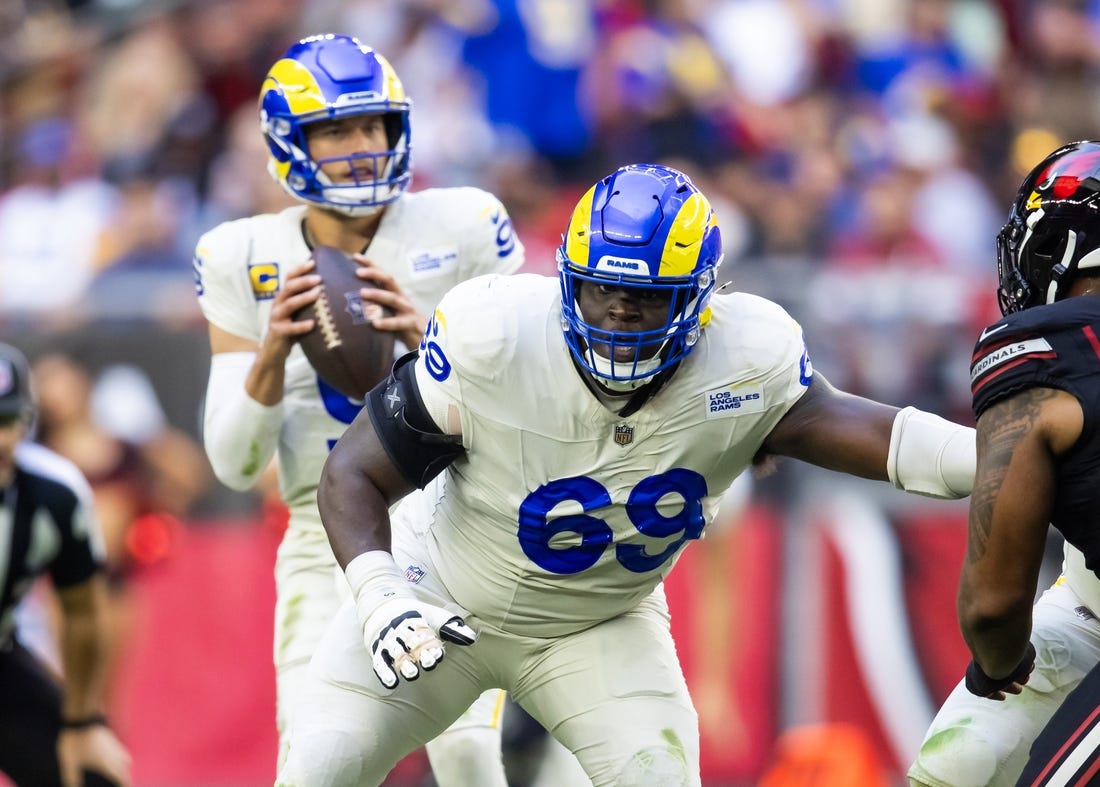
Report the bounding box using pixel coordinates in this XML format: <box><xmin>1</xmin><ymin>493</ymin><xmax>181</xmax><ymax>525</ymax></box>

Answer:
<box><xmin>193</xmin><ymin>35</ymin><xmax>522</xmax><ymax>780</ymax></box>
<box><xmin>909</xmin><ymin>141</ymin><xmax>1100</xmax><ymax>786</ymax></box>
<box><xmin>276</xmin><ymin>163</ymin><xmax>977</xmax><ymax>786</ymax></box>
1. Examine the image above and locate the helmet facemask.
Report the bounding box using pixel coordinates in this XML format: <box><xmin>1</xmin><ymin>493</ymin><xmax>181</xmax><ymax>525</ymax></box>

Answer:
<box><xmin>557</xmin><ymin>164</ymin><xmax>723</xmax><ymax>389</ymax></box>
<box><xmin>560</xmin><ymin>256</ymin><xmax>715</xmax><ymax>390</ymax></box>
<box><xmin>300</xmin><ymin>112</ymin><xmax>410</xmax><ymax>216</ymax></box>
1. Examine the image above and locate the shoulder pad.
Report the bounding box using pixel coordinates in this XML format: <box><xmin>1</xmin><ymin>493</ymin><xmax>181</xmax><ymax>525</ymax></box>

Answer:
<box><xmin>712</xmin><ymin>293</ymin><xmax>807</xmax><ymax>373</ymax></box>
<box><xmin>969</xmin><ymin>299</ymin><xmax>1100</xmax><ymax>417</ymax></box>
<box><xmin>421</xmin><ymin>274</ymin><xmax>520</xmax><ymax>379</ymax></box>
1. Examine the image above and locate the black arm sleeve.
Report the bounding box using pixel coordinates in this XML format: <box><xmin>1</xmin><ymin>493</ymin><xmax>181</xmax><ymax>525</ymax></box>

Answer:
<box><xmin>364</xmin><ymin>351</ymin><xmax>465</xmax><ymax>489</ymax></box>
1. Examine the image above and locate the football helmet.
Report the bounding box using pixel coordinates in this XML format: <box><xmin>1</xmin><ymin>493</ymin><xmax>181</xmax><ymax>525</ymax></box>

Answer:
<box><xmin>558</xmin><ymin>164</ymin><xmax>722</xmax><ymax>387</ymax></box>
<box><xmin>259</xmin><ymin>34</ymin><xmax>411</xmax><ymax>216</ymax></box>
<box><xmin>997</xmin><ymin>140</ymin><xmax>1100</xmax><ymax>314</ymax></box>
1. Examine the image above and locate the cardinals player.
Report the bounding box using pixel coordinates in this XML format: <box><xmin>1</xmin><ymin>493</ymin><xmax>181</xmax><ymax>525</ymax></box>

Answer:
<box><xmin>910</xmin><ymin>141</ymin><xmax>1100</xmax><ymax>787</ymax></box>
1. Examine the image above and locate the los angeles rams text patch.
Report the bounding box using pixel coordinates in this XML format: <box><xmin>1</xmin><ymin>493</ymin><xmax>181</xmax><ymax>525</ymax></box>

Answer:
<box><xmin>704</xmin><ymin>384</ymin><xmax>765</xmax><ymax>418</ymax></box>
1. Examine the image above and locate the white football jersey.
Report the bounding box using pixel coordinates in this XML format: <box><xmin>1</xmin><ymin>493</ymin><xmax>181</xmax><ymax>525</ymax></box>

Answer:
<box><xmin>194</xmin><ymin>190</ymin><xmax>524</xmax><ymax>527</ymax></box>
<box><xmin>412</xmin><ymin>274</ymin><xmax>811</xmax><ymax>636</ymax></box>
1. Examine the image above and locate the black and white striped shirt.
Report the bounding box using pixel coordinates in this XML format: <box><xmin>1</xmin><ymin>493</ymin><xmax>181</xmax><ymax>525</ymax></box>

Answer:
<box><xmin>0</xmin><ymin>442</ymin><xmax>103</xmax><ymax>648</ymax></box>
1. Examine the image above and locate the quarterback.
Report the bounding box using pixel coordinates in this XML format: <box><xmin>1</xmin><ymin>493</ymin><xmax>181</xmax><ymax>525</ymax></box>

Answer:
<box><xmin>194</xmin><ymin>35</ymin><xmax>522</xmax><ymax>780</ymax></box>
<box><xmin>276</xmin><ymin>163</ymin><xmax>976</xmax><ymax>786</ymax></box>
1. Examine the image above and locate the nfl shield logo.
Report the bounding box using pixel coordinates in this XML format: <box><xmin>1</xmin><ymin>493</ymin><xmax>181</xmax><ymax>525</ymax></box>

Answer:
<box><xmin>614</xmin><ymin>424</ymin><xmax>634</xmax><ymax>446</ymax></box>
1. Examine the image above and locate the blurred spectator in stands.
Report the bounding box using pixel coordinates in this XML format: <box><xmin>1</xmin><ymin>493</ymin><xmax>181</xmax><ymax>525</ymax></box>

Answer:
<box><xmin>459</xmin><ymin>0</ymin><xmax>596</xmax><ymax>179</ymax></box>
<box><xmin>886</xmin><ymin>111</ymin><xmax>1000</xmax><ymax>275</ymax></box>
<box><xmin>827</xmin><ymin>166</ymin><xmax>941</xmax><ymax>271</ymax></box>
<box><xmin>35</xmin><ymin>352</ymin><xmax>153</xmax><ymax>581</ymax></box>
<box><xmin>90</xmin><ymin>363</ymin><xmax>212</xmax><ymax>523</ymax></box>
<box><xmin>0</xmin><ymin>116</ymin><xmax>117</xmax><ymax>325</ymax></box>
<box><xmin>1000</xmin><ymin>0</ymin><xmax>1100</xmax><ymax>147</ymax></box>
<box><xmin>84</xmin><ymin>168</ymin><xmax>203</xmax><ymax>325</ymax></box>
<box><xmin>31</xmin><ymin>352</ymin><xmax>211</xmax><ymax>695</ymax></box>
<box><xmin>582</xmin><ymin>0</ymin><xmax>734</xmax><ymax>173</ymax></box>
<box><xmin>703</xmin><ymin>90</ymin><xmax>844</xmax><ymax>266</ymax></box>
<box><xmin>202</xmin><ymin>102</ymin><xmax>297</xmax><ymax>225</ymax></box>
<box><xmin>79</xmin><ymin>13</ymin><xmax>213</xmax><ymax>194</ymax></box>
<box><xmin>171</xmin><ymin>0</ymin><xmax>297</xmax><ymax>136</ymax></box>
<box><xmin>703</xmin><ymin>0</ymin><xmax>817</xmax><ymax>122</ymax></box>
<box><xmin>33</xmin><ymin>353</ymin><xmax>210</xmax><ymax>581</ymax></box>
<box><xmin>849</xmin><ymin>0</ymin><xmax>979</xmax><ymax>101</ymax></box>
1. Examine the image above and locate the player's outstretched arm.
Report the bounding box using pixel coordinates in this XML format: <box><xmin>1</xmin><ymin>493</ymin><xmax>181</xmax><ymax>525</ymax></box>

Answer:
<box><xmin>760</xmin><ymin>372</ymin><xmax>975</xmax><ymax>498</ymax></box>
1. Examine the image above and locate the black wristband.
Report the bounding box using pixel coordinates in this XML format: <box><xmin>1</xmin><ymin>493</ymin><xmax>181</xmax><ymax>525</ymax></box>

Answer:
<box><xmin>59</xmin><ymin>712</ymin><xmax>107</xmax><ymax>730</ymax></box>
<box><xmin>965</xmin><ymin>641</ymin><xmax>1037</xmax><ymax>697</ymax></box>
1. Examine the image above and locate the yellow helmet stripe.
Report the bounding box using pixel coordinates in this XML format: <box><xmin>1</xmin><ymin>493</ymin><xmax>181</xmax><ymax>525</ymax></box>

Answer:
<box><xmin>564</xmin><ymin>184</ymin><xmax>598</xmax><ymax>265</ymax></box>
<box><xmin>271</xmin><ymin>158</ymin><xmax>291</xmax><ymax>181</ymax></box>
<box><xmin>375</xmin><ymin>53</ymin><xmax>406</xmax><ymax>102</ymax></box>
<box><xmin>660</xmin><ymin>192</ymin><xmax>714</xmax><ymax>276</ymax></box>
<box><xmin>263</xmin><ymin>59</ymin><xmax>327</xmax><ymax>115</ymax></box>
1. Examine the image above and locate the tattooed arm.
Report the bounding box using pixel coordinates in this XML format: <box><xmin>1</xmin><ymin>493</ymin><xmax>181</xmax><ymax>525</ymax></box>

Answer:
<box><xmin>958</xmin><ymin>386</ymin><xmax>1083</xmax><ymax>682</ymax></box>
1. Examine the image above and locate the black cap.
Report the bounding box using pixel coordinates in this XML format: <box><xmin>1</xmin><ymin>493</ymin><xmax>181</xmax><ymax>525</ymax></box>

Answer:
<box><xmin>0</xmin><ymin>343</ymin><xmax>32</xmax><ymax>419</ymax></box>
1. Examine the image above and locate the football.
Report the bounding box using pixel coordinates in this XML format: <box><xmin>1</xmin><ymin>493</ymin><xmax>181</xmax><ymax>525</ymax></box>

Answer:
<box><xmin>294</xmin><ymin>245</ymin><xmax>394</xmax><ymax>399</ymax></box>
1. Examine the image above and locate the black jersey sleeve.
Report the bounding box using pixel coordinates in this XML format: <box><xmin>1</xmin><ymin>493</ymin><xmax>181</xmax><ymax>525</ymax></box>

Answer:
<box><xmin>970</xmin><ymin>300</ymin><xmax>1100</xmax><ymax>419</ymax></box>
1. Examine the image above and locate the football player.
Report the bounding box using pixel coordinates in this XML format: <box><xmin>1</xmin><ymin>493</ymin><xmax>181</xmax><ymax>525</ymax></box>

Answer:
<box><xmin>193</xmin><ymin>34</ymin><xmax>523</xmax><ymax>781</ymax></box>
<box><xmin>909</xmin><ymin>141</ymin><xmax>1100</xmax><ymax>787</ymax></box>
<box><xmin>275</xmin><ymin>163</ymin><xmax>976</xmax><ymax>786</ymax></box>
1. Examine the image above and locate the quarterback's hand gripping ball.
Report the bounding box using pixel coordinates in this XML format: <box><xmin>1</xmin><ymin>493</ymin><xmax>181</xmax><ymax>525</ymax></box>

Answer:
<box><xmin>364</xmin><ymin>596</ymin><xmax>477</xmax><ymax>689</ymax></box>
<box><xmin>293</xmin><ymin>245</ymin><xmax>394</xmax><ymax>399</ymax></box>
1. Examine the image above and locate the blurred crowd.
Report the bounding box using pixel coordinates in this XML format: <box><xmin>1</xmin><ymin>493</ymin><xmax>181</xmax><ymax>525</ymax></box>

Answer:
<box><xmin>0</xmin><ymin>0</ymin><xmax>1091</xmax><ymax>578</ymax></box>
<box><xmin>4</xmin><ymin>0</ymin><xmax>1100</xmax><ymax>466</ymax></box>
<box><xmin>1</xmin><ymin>0</ymin><xmax>1096</xmax><ymax>423</ymax></box>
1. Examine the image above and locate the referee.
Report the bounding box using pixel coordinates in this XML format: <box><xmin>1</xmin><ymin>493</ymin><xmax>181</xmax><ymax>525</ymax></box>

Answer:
<box><xmin>0</xmin><ymin>343</ymin><xmax>130</xmax><ymax>787</ymax></box>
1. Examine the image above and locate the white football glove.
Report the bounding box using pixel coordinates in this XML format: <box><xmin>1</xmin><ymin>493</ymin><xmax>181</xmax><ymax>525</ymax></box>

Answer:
<box><xmin>345</xmin><ymin>551</ymin><xmax>477</xmax><ymax>690</ymax></box>
<box><xmin>363</xmin><ymin>596</ymin><xmax>477</xmax><ymax>689</ymax></box>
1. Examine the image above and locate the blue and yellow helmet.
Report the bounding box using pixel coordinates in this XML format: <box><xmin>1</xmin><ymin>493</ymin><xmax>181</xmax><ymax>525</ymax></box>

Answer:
<box><xmin>259</xmin><ymin>34</ymin><xmax>411</xmax><ymax>215</ymax></box>
<box><xmin>558</xmin><ymin>164</ymin><xmax>723</xmax><ymax>384</ymax></box>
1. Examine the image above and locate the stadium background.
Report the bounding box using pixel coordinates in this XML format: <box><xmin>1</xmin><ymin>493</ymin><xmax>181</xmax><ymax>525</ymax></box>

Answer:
<box><xmin>0</xmin><ymin>0</ymin><xmax>1088</xmax><ymax>784</ymax></box>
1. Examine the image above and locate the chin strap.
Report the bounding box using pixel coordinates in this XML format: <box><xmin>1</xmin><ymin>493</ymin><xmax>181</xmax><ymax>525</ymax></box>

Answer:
<box><xmin>619</xmin><ymin>363</ymin><xmax>680</xmax><ymax>417</ymax></box>
<box><xmin>576</xmin><ymin>358</ymin><xmax>681</xmax><ymax>418</ymax></box>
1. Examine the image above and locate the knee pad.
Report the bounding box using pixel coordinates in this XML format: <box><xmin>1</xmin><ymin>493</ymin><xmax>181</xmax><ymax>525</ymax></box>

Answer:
<box><xmin>425</xmin><ymin>726</ymin><xmax>507</xmax><ymax>787</ymax></box>
<box><xmin>909</xmin><ymin>725</ymin><xmax>1023</xmax><ymax>787</ymax></box>
<box><xmin>615</xmin><ymin>743</ymin><xmax>691</xmax><ymax>787</ymax></box>
<box><xmin>277</xmin><ymin>730</ymin><xmax>379</xmax><ymax>787</ymax></box>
